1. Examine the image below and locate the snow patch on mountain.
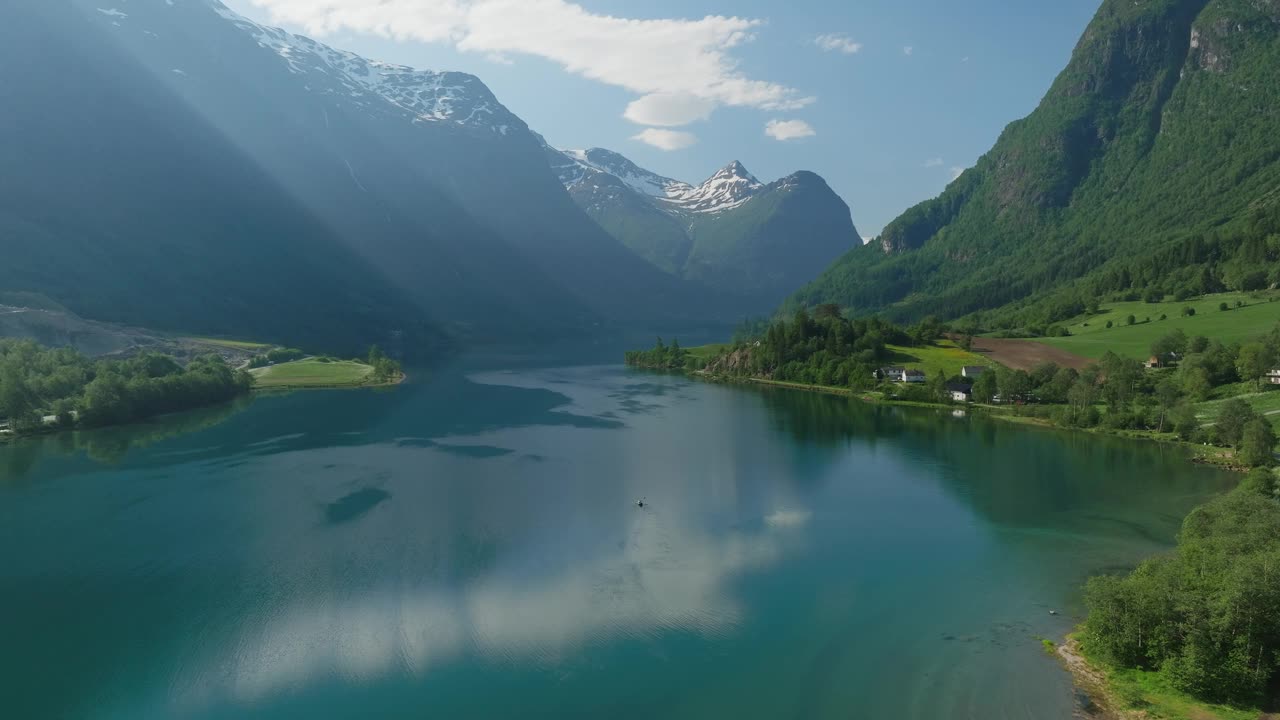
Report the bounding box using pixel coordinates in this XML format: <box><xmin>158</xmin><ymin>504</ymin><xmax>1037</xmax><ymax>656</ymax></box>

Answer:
<box><xmin>553</xmin><ymin>148</ymin><xmax>765</xmax><ymax>215</ymax></box>
<box><xmin>662</xmin><ymin>161</ymin><xmax>764</xmax><ymax>214</ymax></box>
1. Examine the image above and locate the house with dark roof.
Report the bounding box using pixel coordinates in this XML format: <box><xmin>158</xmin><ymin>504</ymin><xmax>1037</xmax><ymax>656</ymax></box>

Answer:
<box><xmin>946</xmin><ymin>382</ymin><xmax>973</xmax><ymax>403</ymax></box>
<box><xmin>961</xmin><ymin>366</ymin><xmax>986</xmax><ymax>379</ymax></box>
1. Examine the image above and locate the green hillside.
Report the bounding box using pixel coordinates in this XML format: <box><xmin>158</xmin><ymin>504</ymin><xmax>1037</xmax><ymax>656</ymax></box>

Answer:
<box><xmin>791</xmin><ymin>0</ymin><xmax>1280</xmax><ymax>331</ymax></box>
<box><xmin>1042</xmin><ymin>292</ymin><xmax>1280</xmax><ymax>360</ymax></box>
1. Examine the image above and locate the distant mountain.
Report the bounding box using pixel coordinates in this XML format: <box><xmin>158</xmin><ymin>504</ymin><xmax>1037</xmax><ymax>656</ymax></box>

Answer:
<box><xmin>792</xmin><ymin>0</ymin><xmax>1280</xmax><ymax>329</ymax></box>
<box><xmin>0</xmin><ymin>0</ymin><xmax>731</xmax><ymax>356</ymax></box>
<box><xmin>549</xmin><ymin>147</ymin><xmax>861</xmax><ymax>312</ymax></box>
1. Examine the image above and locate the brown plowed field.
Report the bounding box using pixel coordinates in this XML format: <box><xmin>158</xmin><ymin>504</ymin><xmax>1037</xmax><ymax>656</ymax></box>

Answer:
<box><xmin>970</xmin><ymin>337</ymin><xmax>1094</xmax><ymax>372</ymax></box>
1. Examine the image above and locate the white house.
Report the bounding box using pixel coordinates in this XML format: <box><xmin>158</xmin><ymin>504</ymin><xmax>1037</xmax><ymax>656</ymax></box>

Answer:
<box><xmin>1268</xmin><ymin>369</ymin><xmax>1280</xmax><ymax>385</ymax></box>
<box><xmin>947</xmin><ymin>382</ymin><xmax>973</xmax><ymax>403</ymax></box>
<box><xmin>961</xmin><ymin>366</ymin><xmax>986</xmax><ymax>379</ymax></box>
<box><xmin>903</xmin><ymin>369</ymin><xmax>927</xmax><ymax>384</ymax></box>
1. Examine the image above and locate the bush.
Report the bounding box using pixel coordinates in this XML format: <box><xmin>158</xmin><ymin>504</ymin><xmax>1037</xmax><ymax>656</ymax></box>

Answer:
<box><xmin>1219</xmin><ymin>302</ymin><xmax>1230</xmax><ymax>312</ymax></box>
<box><xmin>1182</xmin><ymin>306</ymin><xmax>1196</xmax><ymax>317</ymax></box>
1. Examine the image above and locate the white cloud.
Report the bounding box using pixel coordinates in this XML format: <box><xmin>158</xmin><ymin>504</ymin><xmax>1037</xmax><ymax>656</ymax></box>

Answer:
<box><xmin>924</xmin><ymin>157</ymin><xmax>943</xmax><ymax>168</ymax></box>
<box><xmin>764</xmin><ymin>119</ymin><xmax>815</xmax><ymax>141</ymax></box>
<box><xmin>950</xmin><ymin>166</ymin><xmax>966</xmax><ymax>181</ymax></box>
<box><xmin>903</xmin><ymin>45</ymin><xmax>914</xmax><ymax>56</ymax></box>
<box><xmin>248</xmin><ymin>0</ymin><xmax>812</xmax><ymax>126</ymax></box>
<box><xmin>814</xmin><ymin>33</ymin><xmax>862</xmax><ymax>54</ymax></box>
<box><xmin>623</xmin><ymin>92</ymin><xmax>716</xmax><ymax>127</ymax></box>
<box><xmin>632</xmin><ymin>128</ymin><xmax>698</xmax><ymax>151</ymax></box>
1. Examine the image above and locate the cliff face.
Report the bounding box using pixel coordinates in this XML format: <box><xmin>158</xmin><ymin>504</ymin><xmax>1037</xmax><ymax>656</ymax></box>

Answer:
<box><xmin>794</xmin><ymin>0</ymin><xmax>1280</xmax><ymax>323</ymax></box>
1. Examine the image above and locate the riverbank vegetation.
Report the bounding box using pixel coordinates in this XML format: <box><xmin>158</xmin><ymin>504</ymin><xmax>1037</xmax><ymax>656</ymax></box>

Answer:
<box><xmin>0</xmin><ymin>338</ymin><xmax>251</xmax><ymax>438</ymax></box>
<box><xmin>1079</xmin><ymin>470</ymin><xmax>1280</xmax><ymax>715</ymax></box>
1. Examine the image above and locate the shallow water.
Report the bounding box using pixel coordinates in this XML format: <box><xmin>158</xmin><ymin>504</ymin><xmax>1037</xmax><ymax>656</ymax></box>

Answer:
<box><xmin>0</xmin><ymin>361</ymin><xmax>1232</xmax><ymax>719</ymax></box>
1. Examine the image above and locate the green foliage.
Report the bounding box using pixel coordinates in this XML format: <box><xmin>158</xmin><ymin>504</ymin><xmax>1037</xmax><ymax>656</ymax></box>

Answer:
<box><xmin>624</xmin><ymin>337</ymin><xmax>691</xmax><ymax>371</ymax></box>
<box><xmin>0</xmin><ymin>339</ymin><xmax>251</xmax><ymax>434</ymax></box>
<box><xmin>660</xmin><ymin>309</ymin><xmax>909</xmax><ymax>388</ymax></box>
<box><xmin>1083</xmin><ymin>489</ymin><xmax>1280</xmax><ymax>705</ymax></box>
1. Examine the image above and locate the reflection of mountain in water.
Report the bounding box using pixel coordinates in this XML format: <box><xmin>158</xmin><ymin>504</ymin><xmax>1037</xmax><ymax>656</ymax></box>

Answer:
<box><xmin>753</xmin><ymin>385</ymin><xmax>1232</xmax><ymax>530</ymax></box>
<box><xmin>0</xmin><ymin>396</ymin><xmax>256</xmax><ymax>483</ymax></box>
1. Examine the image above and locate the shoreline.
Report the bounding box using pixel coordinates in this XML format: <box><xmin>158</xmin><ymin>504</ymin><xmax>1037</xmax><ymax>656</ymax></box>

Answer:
<box><xmin>0</xmin><ymin>373</ymin><xmax>407</xmax><ymax>445</ymax></box>
<box><xmin>679</xmin><ymin>369</ymin><xmax>1248</xmax><ymax>472</ymax></box>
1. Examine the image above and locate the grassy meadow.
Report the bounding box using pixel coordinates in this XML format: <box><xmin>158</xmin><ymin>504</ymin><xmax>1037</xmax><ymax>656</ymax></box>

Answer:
<box><xmin>884</xmin><ymin>339</ymin><xmax>992</xmax><ymax>378</ymax></box>
<box><xmin>1040</xmin><ymin>292</ymin><xmax>1280</xmax><ymax>360</ymax></box>
<box><xmin>250</xmin><ymin>359</ymin><xmax>375</xmax><ymax>389</ymax></box>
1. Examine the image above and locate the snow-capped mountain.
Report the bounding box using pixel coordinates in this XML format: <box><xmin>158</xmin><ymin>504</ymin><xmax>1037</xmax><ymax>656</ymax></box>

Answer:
<box><xmin>0</xmin><ymin>0</ymin><xmax>734</xmax><ymax>349</ymax></box>
<box><xmin>549</xmin><ymin>147</ymin><xmax>861</xmax><ymax>311</ymax></box>
<box><xmin>206</xmin><ymin>2</ymin><xmax>517</xmax><ymax>135</ymax></box>
<box><xmin>554</xmin><ymin>150</ymin><xmax>766</xmax><ymax>215</ymax></box>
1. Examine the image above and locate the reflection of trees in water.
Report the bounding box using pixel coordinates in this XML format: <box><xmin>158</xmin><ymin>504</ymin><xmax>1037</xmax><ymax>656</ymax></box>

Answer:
<box><xmin>0</xmin><ymin>396</ymin><xmax>255</xmax><ymax>482</ymax></box>
<box><xmin>754</xmin><ymin>385</ymin><xmax>1231</xmax><ymax>530</ymax></box>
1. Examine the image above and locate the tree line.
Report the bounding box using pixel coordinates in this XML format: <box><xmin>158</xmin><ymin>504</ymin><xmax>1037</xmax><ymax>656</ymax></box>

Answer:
<box><xmin>0</xmin><ymin>339</ymin><xmax>252</xmax><ymax>435</ymax></box>
<box><xmin>1083</xmin><ymin>470</ymin><xmax>1280</xmax><ymax>706</ymax></box>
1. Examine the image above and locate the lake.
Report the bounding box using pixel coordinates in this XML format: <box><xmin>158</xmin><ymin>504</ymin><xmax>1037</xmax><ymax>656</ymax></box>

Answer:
<box><xmin>0</xmin><ymin>359</ymin><xmax>1234</xmax><ymax>719</ymax></box>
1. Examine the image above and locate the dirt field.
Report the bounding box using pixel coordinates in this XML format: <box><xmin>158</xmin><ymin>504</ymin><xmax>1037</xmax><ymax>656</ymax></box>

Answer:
<box><xmin>970</xmin><ymin>337</ymin><xmax>1095</xmax><ymax>372</ymax></box>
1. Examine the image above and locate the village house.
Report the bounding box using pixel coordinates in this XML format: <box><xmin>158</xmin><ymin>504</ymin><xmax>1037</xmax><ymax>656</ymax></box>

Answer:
<box><xmin>947</xmin><ymin>382</ymin><xmax>973</xmax><ymax>403</ymax></box>
<box><xmin>961</xmin><ymin>366</ymin><xmax>986</xmax><ymax>379</ymax></box>
<box><xmin>875</xmin><ymin>367</ymin><xmax>927</xmax><ymax>383</ymax></box>
<box><xmin>1268</xmin><ymin>369</ymin><xmax>1280</xmax><ymax>385</ymax></box>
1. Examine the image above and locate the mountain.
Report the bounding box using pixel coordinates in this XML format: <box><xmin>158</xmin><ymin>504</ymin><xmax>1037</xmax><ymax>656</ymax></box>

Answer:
<box><xmin>549</xmin><ymin>147</ymin><xmax>861</xmax><ymax>313</ymax></box>
<box><xmin>792</xmin><ymin>0</ymin><xmax>1280</xmax><ymax>329</ymax></box>
<box><xmin>0</xmin><ymin>0</ymin><xmax>729</xmax><ymax>357</ymax></box>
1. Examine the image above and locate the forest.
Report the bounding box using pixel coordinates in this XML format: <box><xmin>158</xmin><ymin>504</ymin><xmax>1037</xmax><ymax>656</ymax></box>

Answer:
<box><xmin>0</xmin><ymin>339</ymin><xmax>252</xmax><ymax>435</ymax></box>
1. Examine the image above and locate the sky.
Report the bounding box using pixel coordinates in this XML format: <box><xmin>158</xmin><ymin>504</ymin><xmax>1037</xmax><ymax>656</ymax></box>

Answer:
<box><xmin>220</xmin><ymin>0</ymin><xmax>1102</xmax><ymax>237</ymax></box>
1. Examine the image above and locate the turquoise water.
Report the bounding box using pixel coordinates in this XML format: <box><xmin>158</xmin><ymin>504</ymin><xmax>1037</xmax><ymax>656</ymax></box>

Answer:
<box><xmin>0</xmin><ymin>362</ymin><xmax>1233</xmax><ymax>719</ymax></box>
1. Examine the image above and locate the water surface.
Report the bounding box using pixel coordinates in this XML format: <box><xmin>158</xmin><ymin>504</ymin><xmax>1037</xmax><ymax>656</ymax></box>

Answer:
<box><xmin>0</xmin><ymin>362</ymin><xmax>1233</xmax><ymax>719</ymax></box>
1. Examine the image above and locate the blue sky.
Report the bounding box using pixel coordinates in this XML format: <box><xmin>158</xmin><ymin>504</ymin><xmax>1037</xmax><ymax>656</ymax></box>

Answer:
<box><xmin>221</xmin><ymin>0</ymin><xmax>1101</xmax><ymax>236</ymax></box>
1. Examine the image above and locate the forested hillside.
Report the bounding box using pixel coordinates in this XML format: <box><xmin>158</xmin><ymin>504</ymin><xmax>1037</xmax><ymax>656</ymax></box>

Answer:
<box><xmin>792</xmin><ymin>0</ymin><xmax>1280</xmax><ymax>331</ymax></box>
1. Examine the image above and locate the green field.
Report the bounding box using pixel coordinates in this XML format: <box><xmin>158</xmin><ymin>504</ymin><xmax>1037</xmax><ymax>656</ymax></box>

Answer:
<box><xmin>250</xmin><ymin>360</ymin><xmax>376</xmax><ymax>389</ymax></box>
<box><xmin>885</xmin><ymin>340</ymin><xmax>992</xmax><ymax>378</ymax></box>
<box><xmin>1041</xmin><ymin>293</ymin><xmax>1280</xmax><ymax>360</ymax></box>
<box><xmin>687</xmin><ymin>343</ymin><xmax>730</xmax><ymax>362</ymax></box>
<box><xmin>185</xmin><ymin>337</ymin><xmax>273</xmax><ymax>351</ymax></box>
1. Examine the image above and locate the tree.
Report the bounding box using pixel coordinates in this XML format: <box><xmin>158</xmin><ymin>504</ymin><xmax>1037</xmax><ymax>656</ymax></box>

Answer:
<box><xmin>1154</xmin><ymin>379</ymin><xmax>1183</xmax><ymax>432</ymax></box>
<box><xmin>1182</xmin><ymin>306</ymin><xmax>1197</xmax><ymax>317</ymax></box>
<box><xmin>997</xmin><ymin>368</ymin><xmax>1032</xmax><ymax>403</ymax></box>
<box><xmin>1215</xmin><ymin>398</ymin><xmax>1256</xmax><ymax>447</ymax></box>
<box><xmin>1151</xmin><ymin>329</ymin><xmax>1188</xmax><ymax>359</ymax></box>
<box><xmin>1188</xmin><ymin>335</ymin><xmax>1210</xmax><ymax>353</ymax></box>
<box><xmin>1235</xmin><ymin>342</ymin><xmax>1274</xmax><ymax>390</ymax></box>
<box><xmin>1179</xmin><ymin>366</ymin><xmax>1212</xmax><ymax>401</ymax></box>
<box><xmin>1239</xmin><ymin>419</ymin><xmax>1276</xmax><ymax>467</ymax></box>
<box><xmin>367</xmin><ymin>345</ymin><xmax>386</xmax><ymax>365</ymax></box>
<box><xmin>972</xmin><ymin>370</ymin><xmax>997</xmax><ymax>403</ymax></box>
<box><xmin>1126</xmin><ymin>314</ymin><xmax>1137</xmax><ymax>326</ymax></box>
<box><xmin>1219</xmin><ymin>302</ymin><xmax>1230</xmax><ymax>312</ymax></box>
<box><xmin>1106</xmin><ymin>320</ymin><xmax>1114</xmax><ymax>329</ymax></box>
<box><xmin>929</xmin><ymin>370</ymin><xmax>948</xmax><ymax>403</ymax></box>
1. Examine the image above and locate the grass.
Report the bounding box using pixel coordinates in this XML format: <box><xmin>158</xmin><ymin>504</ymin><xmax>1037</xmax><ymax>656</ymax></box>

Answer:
<box><xmin>1100</xmin><ymin>665</ymin><xmax>1260</xmax><ymax>720</ymax></box>
<box><xmin>185</xmin><ymin>337</ymin><xmax>273</xmax><ymax>351</ymax></box>
<box><xmin>1040</xmin><ymin>292</ymin><xmax>1280</xmax><ymax>361</ymax></box>
<box><xmin>250</xmin><ymin>359</ymin><xmax>376</xmax><ymax>389</ymax></box>
<box><xmin>1194</xmin><ymin>385</ymin><xmax>1280</xmax><ymax>432</ymax></box>
<box><xmin>884</xmin><ymin>339</ymin><xmax>992</xmax><ymax>378</ymax></box>
<box><xmin>687</xmin><ymin>343</ymin><xmax>730</xmax><ymax>362</ymax></box>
